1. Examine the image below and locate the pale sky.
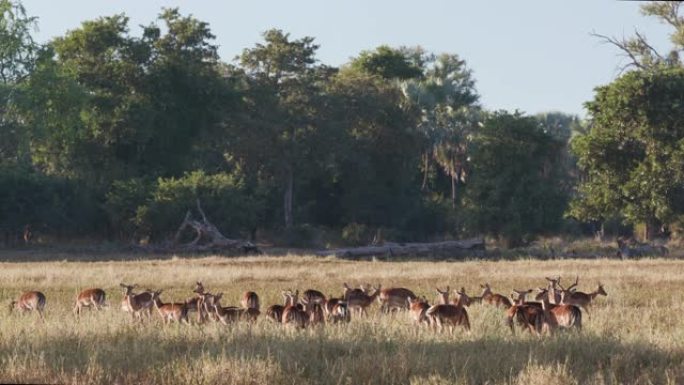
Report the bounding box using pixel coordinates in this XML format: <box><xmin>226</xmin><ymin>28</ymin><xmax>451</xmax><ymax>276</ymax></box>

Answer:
<box><xmin>22</xmin><ymin>1</ymin><xmax>674</xmax><ymax>117</ymax></box>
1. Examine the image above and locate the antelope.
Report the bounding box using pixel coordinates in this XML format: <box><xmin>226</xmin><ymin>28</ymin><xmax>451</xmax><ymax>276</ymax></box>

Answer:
<box><xmin>505</xmin><ymin>289</ymin><xmax>542</xmax><ymax>334</ymax></box>
<box><xmin>266</xmin><ymin>290</ymin><xmax>291</xmax><ymax>323</ymax></box>
<box><xmin>151</xmin><ymin>290</ymin><xmax>190</xmax><ymax>324</ymax></box>
<box><xmin>308</xmin><ymin>302</ymin><xmax>325</xmax><ymax>326</ymax></box>
<box><xmin>535</xmin><ymin>288</ymin><xmax>582</xmax><ymax>334</ymax></box>
<box><xmin>345</xmin><ymin>284</ymin><xmax>381</xmax><ymax>317</ymax></box>
<box><xmin>120</xmin><ymin>283</ymin><xmax>155</xmax><ymax>321</ymax></box>
<box><xmin>282</xmin><ymin>290</ymin><xmax>308</xmax><ymax>328</ymax></box>
<box><xmin>9</xmin><ymin>291</ymin><xmax>46</xmax><ymax>319</ymax></box>
<box><xmin>185</xmin><ymin>281</ymin><xmax>207</xmax><ymax>323</ymax></box>
<box><xmin>324</xmin><ymin>295</ymin><xmax>350</xmax><ymax>323</ymax></box>
<box><xmin>241</xmin><ymin>291</ymin><xmax>260</xmax><ymax>311</ymax></box>
<box><xmin>544</xmin><ymin>276</ymin><xmax>563</xmax><ymax>304</ymax></box>
<box><xmin>377</xmin><ymin>287</ymin><xmax>416</xmax><ymax>313</ymax></box>
<box><xmin>206</xmin><ymin>293</ymin><xmax>259</xmax><ymax>324</ymax></box>
<box><xmin>560</xmin><ymin>282</ymin><xmax>607</xmax><ymax>316</ymax></box>
<box><xmin>479</xmin><ymin>283</ymin><xmax>512</xmax><ymax>309</ymax></box>
<box><xmin>301</xmin><ymin>289</ymin><xmax>326</xmax><ymax>310</ymax></box>
<box><xmin>408</xmin><ymin>296</ymin><xmax>431</xmax><ymax>326</ymax></box>
<box><xmin>425</xmin><ymin>287</ymin><xmax>470</xmax><ymax>333</ymax></box>
<box><xmin>73</xmin><ymin>288</ymin><xmax>106</xmax><ymax>316</ymax></box>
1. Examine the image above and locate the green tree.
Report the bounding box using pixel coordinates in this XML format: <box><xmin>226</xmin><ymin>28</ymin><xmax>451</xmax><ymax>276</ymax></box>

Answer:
<box><xmin>465</xmin><ymin>111</ymin><xmax>568</xmax><ymax>247</ymax></box>
<box><xmin>569</xmin><ymin>67</ymin><xmax>684</xmax><ymax>239</ymax></box>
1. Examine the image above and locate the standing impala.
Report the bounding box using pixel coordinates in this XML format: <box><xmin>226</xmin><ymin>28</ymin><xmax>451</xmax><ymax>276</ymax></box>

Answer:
<box><xmin>344</xmin><ymin>284</ymin><xmax>381</xmax><ymax>316</ymax></box>
<box><xmin>377</xmin><ymin>287</ymin><xmax>416</xmax><ymax>313</ymax></box>
<box><xmin>151</xmin><ymin>290</ymin><xmax>190</xmax><ymax>324</ymax></box>
<box><xmin>282</xmin><ymin>290</ymin><xmax>308</xmax><ymax>328</ymax></box>
<box><xmin>266</xmin><ymin>290</ymin><xmax>292</xmax><ymax>323</ymax></box>
<box><xmin>536</xmin><ymin>288</ymin><xmax>582</xmax><ymax>334</ymax></box>
<box><xmin>73</xmin><ymin>288</ymin><xmax>106</xmax><ymax>317</ymax></box>
<box><xmin>426</xmin><ymin>287</ymin><xmax>470</xmax><ymax>333</ymax></box>
<box><xmin>120</xmin><ymin>283</ymin><xmax>155</xmax><ymax>321</ymax></box>
<box><xmin>408</xmin><ymin>296</ymin><xmax>431</xmax><ymax>326</ymax></box>
<box><xmin>241</xmin><ymin>291</ymin><xmax>260</xmax><ymax>311</ymax></box>
<box><xmin>479</xmin><ymin>283</ymin><xmax>512</xmax><ymax>309</ymax></box>
<box><xmin>505</xmin><ymin>289</ymin><xmax>542</xmax><ymax>334</ymax></box>
<box><xmin>560</xmin><ymin>282</ymin><xmax>607</xmax><ymax>316</ymax></box>
<box><xmin>9</xmin><ymin>291</ymin><xmax>46</xmax><ymax>319</ymax></box>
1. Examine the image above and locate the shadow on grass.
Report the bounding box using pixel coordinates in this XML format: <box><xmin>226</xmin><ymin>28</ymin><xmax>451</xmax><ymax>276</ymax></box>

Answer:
<box><xmin>4</xmin><ymin>328</ymin><xmax>681</xmax><ymax>384</ymax></box>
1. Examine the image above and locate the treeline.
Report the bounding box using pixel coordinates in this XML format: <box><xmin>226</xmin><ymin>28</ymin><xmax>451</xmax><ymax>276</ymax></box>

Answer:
<box><xmin>1</xmin><ymin>1</ymin><xmax>682</xmax><ymax>248</ymax></box>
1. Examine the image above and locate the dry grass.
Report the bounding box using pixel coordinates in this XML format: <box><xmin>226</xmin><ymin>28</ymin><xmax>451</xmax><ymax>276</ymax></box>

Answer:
<box><xmin>0</xmin><ymin>254</ymin><xmax>683</xmax><ymax>384</ymax></box>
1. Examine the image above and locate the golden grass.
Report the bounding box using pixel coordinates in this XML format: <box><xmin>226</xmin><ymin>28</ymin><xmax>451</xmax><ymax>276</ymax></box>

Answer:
<box><xmin>0</xmin><ymin>254</ymin><xmax>683</xmax><ymax>384</ymax></box>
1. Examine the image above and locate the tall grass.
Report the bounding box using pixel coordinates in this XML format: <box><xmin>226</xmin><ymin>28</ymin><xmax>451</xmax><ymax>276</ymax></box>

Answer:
<box><xmin>0</xmin><ymin>254</ymin><xmax>682</xmax><ymax>384</ymax></box>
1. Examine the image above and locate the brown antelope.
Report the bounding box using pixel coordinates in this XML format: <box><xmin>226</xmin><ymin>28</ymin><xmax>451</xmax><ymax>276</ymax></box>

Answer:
<box><xmin>377</xmin><ymin>287</ymin><xmax>416</xmax><ymax>313</ymax></box>
<box><xmin>73</xmin><ymin>288</ymin><xmax>106</xmax><ymax>316</ymax></box>
<box><xmin>505</xmin><ymin>289</ymin><xmax>542</xmax><ymax>334</ymax></box>
<box><xmin>479</xmin><ymin>283</ymin><xmax>512</xmax><ymax>309</ymax></box>
<box><xmin>301</xmin><ymin>289</ymin><xmax>326</xmax><ymax>308</ymax></box>
<box><xmin>151</xmin><ymin>290</ymin><xmax>190</xmax><ymax>324</ymax></box>
<box><xmin>282</xmin><ymin>290</ymin><xmax>308</xmax><ymax>328</ymax></box>
<box><xmin>408</xmin><ymin>296</ymin><xmax>431</xmax><ymax>326</ymax></box>
<box><xmin>266</xmin><ymin>290</ymin><xmax>292</xmax><ymax>323</ymax></box>
<box><xmin>328</xmin><ymin>300</ymin><xmax>350</xmax><ymax>324</ymax></box>
<box><xmin>426</xmin><ymin>287</ymin><xmax>470</xmax><ymax>333</ymax></box>
<box><xmin>120</xmin><ymin>283</ymin><xmax>155</xmax><ymax>321</ymax></box>
<box><xmin>544</xmin><ymin>276</ymin><xmax>563</xmax><ymax>304</ymax></box>
<box><xmin>241</xmin><ymin>291</ymin><xmax>260</xmax><ymax>311</ymax></box>
<box><xmin>9</xmin><ymin>291</ymin><xmax>46</xmax><ymax>319</ymax></box>
<box><xmin>560</xmin><ymin>282</ymin><xmax>607</xmax><ymax>316</ymax></box>
<box><xmin>344</xmin><ymin>284</ymin><xmax>381</xmax><ymax>317</ymax></box>
<box><xmin>308</xmin><ymin>302</ymin><xmax>325</xmax><ymax>326</ymax></box>
<box><xmin>535</xmin><ymin>288</ymin><xmax>582</xmax><ymax>334</ymax></box>
<box><xmin>206</xmin><ymin>293</ymin><xmax>259</xmax><ymax>324</ymax></box>
<box><xmin>184</xmin><ymin>281</ymin><xmax>207</xmax><ymax>323</ymax></box>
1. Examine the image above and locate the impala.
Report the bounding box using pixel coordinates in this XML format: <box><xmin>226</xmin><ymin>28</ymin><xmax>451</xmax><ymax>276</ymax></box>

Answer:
<box><xmin>282</xmin><ymin>290</ymin><xmax>308</xmax><ymax>328</ymax></box>
<box><xmin>206</xmin><ymin>293</ymin><xmax>259</xmax><ymax>324</ymax></box>
<box><xmin>505</xmin><ymin>289</ymin><xmax>542</xmax><ymax>334</ymax></box>
<box><xmin>426</xmin><ymin>287</ymin><xmax>470</xmax><ymax>333</ymax></box>
<box><xmin>241</xmin><ymin>291</ymin><xmax>260</xmax><ymax>311</ymax></box>
<box><xmin>9</xmin><ymin>291</ymin><xmax>46</xmax><ymax>319</ymax></box>
<box><xmin>407</xmin><ymin>296</ymin><xmax>431</xmax><ymax>326</ymax></box>
<box><xmin>308</xmin><ymin>302</ymin><xmax>325</xmax><ymax>326</ymax></box>
<box><xmin>120</xmin><ymin>283</ymin><xmax>155</xmax><ymax>321</ymax></box>
<box><xmin>186</xmin><ymin>281</ymin><xmax>207</xmax><ymax>323</ymax></box>
<box><xmin>344</xmin><ymin>284</ymin><xmax>381</xmax><ymax>316</ymax></box>
<box><xmin>151</xmin><ymin>290</ymin><xmax>190</xmax><ymax>324</ymax></box>
<box><xmin>301</xmin><ymin>289</ymin><xmax>326</xmax><ymax>310</ymax></box>
<box><xmin>560</xmin><ymin>282</ymin><xmax>607</xmax><ymax>316</ymax></box>
<box><xmin>536</xmin><ymin>288</ymin><xmax>582</xmax><ymax>334</ymax></box>
<box><xmin>479</xmin><ymin>283</ymin><xmax>512</xmax><ymax>309</ymax></box>
<box><xmin>73</xmin><ymin>288</ymin><xmax>106</xmax><ymax>316</ymax></box>
<box><xmin>266</xmin><ymin>290</ymin><xmax>291</xmax><ymax>323</ymax></box>
<box><xmin>377</xmin><ymin>287</ymin><xmax>416</xmax><ymax>313</ymax></box>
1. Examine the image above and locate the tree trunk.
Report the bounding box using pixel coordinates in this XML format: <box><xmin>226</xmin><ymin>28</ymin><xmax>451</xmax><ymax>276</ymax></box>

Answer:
<box><xmin>421</xmin><ymin>152</ymin><xmax>429</xmax><ymax>191</ymax></box>
<box><xmin>451</xmin><ymin>173</ymin><xmax>456</xmax><ymax>209</ymax></box>
<box><xmin>316</xmin><ymin>238</ymin><xmax>485</xmax><ymax>258</ymax></box>
<box><xmin>284</xmin><ymin>165</ymin><xmax>294</xmax><ymax>229</ymax></box>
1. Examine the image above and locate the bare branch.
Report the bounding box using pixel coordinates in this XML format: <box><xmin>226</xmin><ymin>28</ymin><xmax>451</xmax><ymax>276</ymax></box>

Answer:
<box><xmin>590</xmin><ymin>31</ymin><xmax>647</xmax><ymax>72</ymax></box>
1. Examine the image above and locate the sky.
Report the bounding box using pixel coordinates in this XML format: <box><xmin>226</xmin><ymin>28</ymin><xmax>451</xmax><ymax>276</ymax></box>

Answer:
<box><xmin>22</xmin><ymin>0</ymin><xmax>675</xmax><ymax>117</ymax></box>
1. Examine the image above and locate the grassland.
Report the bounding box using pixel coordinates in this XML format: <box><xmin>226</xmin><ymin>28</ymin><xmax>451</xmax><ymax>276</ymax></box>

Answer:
<box><xmin>0</xmin><ymin>253</ymin><xmax>683</xmax><ymax>384</ymax></box>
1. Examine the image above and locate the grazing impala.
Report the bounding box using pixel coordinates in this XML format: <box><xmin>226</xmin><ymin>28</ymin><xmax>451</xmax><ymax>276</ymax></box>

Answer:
<box><xmin>479</xmin><ymin>283</ymin><xmax>512</xmax><ymax>309</ymax></box>
<box><xmin>301</xmin><ymin>289</ymin><xmax>326</xmax><ymax>309</ymax></box>
<box><xmin>241</xmin><ymin>291</ymin><xmax>260</xmax><ymax>311</ymax></box>
<box><xmin>9</xmin><ymin>291</ymin><xmax>46</xmax><ymax>319</ymax></box>
<box><xmin>377</xmin><ymin>287</ymin><xmax>416</xmax><ymax>313</ymax></box>
<box><xmin>560</xmin><ymin>282</ymin><xmax>607</xmax><ymax>316</ymax></box>
<box><xmin>344</xmin><ymin>284</ymin><xmax>381</xmax><ymax>316</ymax></box>
<box><xmin>120</xmin><ymin>283</ymin><xmax>155</xmax><ymax>321</ymax></box>
<box><xmin>73</xmin><ymin>288</ymin><xmax>106</xmax><ymax>316</ymax></box>
<box><xmin>426</xmin><ymin>287</ymin><xmax>470</xmax><ymax>332</ymax></box>
<box><xmin>536</xmin><ymin>288</ymin><xmax>582</xmax><ymax>334</ymax></box>
<box><xmin>151</xmin><ymin>290</ymin><xmax>190</xmax><ymax>324</ymax></box>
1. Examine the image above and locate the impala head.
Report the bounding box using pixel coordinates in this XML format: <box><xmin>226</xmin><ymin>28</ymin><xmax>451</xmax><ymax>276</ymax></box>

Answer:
<box><xmin>597</xmin><ymin>283</ymin><xmax>608</xmax><ymax>296</ymax></box>
<box><xmin>512</xmin><ymin>289</ymin><xmax>533</xmax><ymax>304</ymax></box>
<box><xmin>435</xmin><ymin>286</ymin><xmax>450</xmax><ymax>304</ymax></box>
<box><xmin>454</xmin><ymin>287</ymin><xmax>471</xmax><ymax>307</ymax></box>
<box><xmin>535</xmin><ymin>287</ymin><xmax>549</xmax><ymax>302</ymax></box>
<box><xmin>119</xmin><ymin>283</ymin><xmax>136</xmax><ymax>295</ymax></box>
<box><xmin>193</xmin><ymin>281</ymin><xmax>205</xmax><ymax>294</ymax></box>
<box><xmin>545</xmin><ymin>276</ymin><xmax>560</xmax><ymax>288</ymax></box>
<box><xmin>479</xmin><ymin>283</ymin><xmax>492</xmax><ymax>297</ymax></box>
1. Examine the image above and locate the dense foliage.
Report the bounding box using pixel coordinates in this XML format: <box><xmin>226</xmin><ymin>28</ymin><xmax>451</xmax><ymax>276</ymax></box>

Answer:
<box><xmin>5</xmin><ymin>0</ymin><xmax>680</xmax><ymax>247</ymax></box>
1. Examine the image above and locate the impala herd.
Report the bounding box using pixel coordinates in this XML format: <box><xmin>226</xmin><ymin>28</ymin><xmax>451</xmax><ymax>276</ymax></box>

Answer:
<box><xmin>7</xmin><ymin>275</ymin><xmax>607</xmax><ymax>336</ymax></box>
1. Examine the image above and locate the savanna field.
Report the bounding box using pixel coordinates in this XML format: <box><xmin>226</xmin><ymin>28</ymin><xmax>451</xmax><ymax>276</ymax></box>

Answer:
<box><xmin>0</xmin><ymin>252</ymin><xmax>683</xmax><ymax>385</ymax></box>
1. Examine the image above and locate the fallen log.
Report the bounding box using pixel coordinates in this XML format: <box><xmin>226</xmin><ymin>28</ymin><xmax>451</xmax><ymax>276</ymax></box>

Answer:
<box><xmin>316</xmin><ymin>238</ymin><xmax>485</xmax><ymax>259</ymax></box>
